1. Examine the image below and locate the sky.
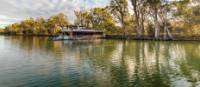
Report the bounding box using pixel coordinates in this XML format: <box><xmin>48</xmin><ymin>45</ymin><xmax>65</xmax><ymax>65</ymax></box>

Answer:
<box><xmin>0</xmin><ymin>0</ymin><xmax>110</xmax><ymax>28</ymax></box>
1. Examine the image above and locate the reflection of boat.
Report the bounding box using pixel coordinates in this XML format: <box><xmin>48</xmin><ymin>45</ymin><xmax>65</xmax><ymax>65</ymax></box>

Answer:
<box><xmin>50</xmin><ymin>35</ymin><xmax>69</xmax><ymax>40</ymax></box>
<box><xmin>50</xmin><ymin>26</ymin><xmax>104</xmax><ymax>41</ymax></box>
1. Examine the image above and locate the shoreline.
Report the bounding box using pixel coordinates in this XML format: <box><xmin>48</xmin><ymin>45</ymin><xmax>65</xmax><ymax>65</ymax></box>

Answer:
<box><xmin>105</xmin><ymin>35</ymin><xmax>200</xmax><ymax>41</ymax></box>
<box><xmin>1</xmin><ymin>34</ymin><xmax>200</xmax><ymax>41</ymax></box>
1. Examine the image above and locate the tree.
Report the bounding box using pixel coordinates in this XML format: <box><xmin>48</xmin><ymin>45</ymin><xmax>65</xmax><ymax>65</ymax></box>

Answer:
<box><xmin>20</xmin><ymin>18</ymin><xmax>35</xmax><ymax>35</ymax></box>
<box><xmin>109</xmin><ymin>0</ymin><xmax>128</xmax><ymax>36</ymax></box>
<box><xmin>4</xmin><ymin>13</ymin><xmax>70</xmax><ymax>35</ymax></box>
<box><xmin>147</xmin><ymin>0</ymin><xmax>161</xmax><ymax>39</ymax></box>
<box><xmin>90</xmin><ymin>8</ymin><xmax>116</xmax><ymax>32</ymax></box>
<box><xmin>74</xmin><ymin>11</ymin><xmax>92</xmax><ymax>28</ymax></box>
<box><xmin>47</xmin><ymin>13</ymin><xmax>69</xmax><ymax>35</ymax></box>
<box><xmin>35</xmin><ymin>18</ymin><xmax>47</xmax><ymax>34</ymax></box>
<box><xmin>159</xmin><ymin>0</ymin><xmax>174</xmax><ymax>40</ymax></box>
<box><xmin>173</xmin><ymin>0</ymin><xmax>200</xmax><ymax>36</ymax></box>
<box><xmin>75</xmin><ymin>8</ymin><xmax>117</xmax><ymax>34</ymax></box>
<box><xmin>130</xmin><ymin>0</ymin><xmax>147</xmax><ymax>38</ymax></box>
<box><xmin>51</xmin><ymin>13</ymin><xmax>69</xmax><ymax>29</ymax></box>
<box><xmin>74</xmin><ymin>11</ymin><xmax>83</xmax><ymax>26</ymax></box>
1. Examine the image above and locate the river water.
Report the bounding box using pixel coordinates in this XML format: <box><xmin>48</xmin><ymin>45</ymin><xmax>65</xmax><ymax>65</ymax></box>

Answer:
<box><xmin>0</xmin><ymin>36</ymin><xmax>200</xmax><ymax>87</ymax></box>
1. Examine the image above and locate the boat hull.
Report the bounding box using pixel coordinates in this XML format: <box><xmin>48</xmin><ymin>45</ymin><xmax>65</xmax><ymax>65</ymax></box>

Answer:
<box><xmin>49</xmin><ymin>35</ymin><xmax>104</xmax><ymax>41</ymax></box>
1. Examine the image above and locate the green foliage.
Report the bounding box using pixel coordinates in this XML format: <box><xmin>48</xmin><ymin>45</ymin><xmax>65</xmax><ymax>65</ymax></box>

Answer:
<box><xmin>4</xmin><ymin>13</ymin><xmax>69</xmax><ymax>35</ymax></box>
<box><xmin>3</xmin><ymin>0</ymin><xmax>200</xmax><ymax>39</ymax></box>
<box><xmin>109</xmin><ymin>0</ymin><xmax>129</xmax><ymax>35</ymax></box>
<box><xmin>147</xmin><ymin>0</ymin><xmax>161</xmax><ymax>6</ymax></box>
<box><xmin>75</xmin><ymin>8</ymin><xmax>117</xmax><ymax>34</ymax></box>
<box><xmin>147</xmin><ymin>23</ymin><xmax>155</xmax><ymax>37</ymax></box>
<box><xmin>90</xmin><ymin>8</ymin><xmax>116</xmax><ymax>32</ymax></box>
<box><xmin>74</xmin><ymin>11</ymin><xmax>92</xmax><ymax>27</ymax></box>
<box><xmin>171</xmin><ymin>0</ymin><xmax>200</xmax><ymax>37</ymax></box>
<box><xmin>0</xmin><ymin>28</ymin><xmax>4</xmax><ymax>34</ymax></box>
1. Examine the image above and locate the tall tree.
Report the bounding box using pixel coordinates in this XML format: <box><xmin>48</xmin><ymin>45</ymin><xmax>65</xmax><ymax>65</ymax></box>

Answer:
<box><xmin>159</xmin><ymin>0</ymin><xmax>173</xmax><ymax>40</ymax></box>
<box><xmin>109</xmin><ymin>0</ymin><xmax>128</xmax><ymax>36</ymax></box>
<box><xmin>20</xmin><ymin>18</ymin><xmax>35</xmax><ymax>35</ymax></box>
<box><xmin>130</xmin><ymin>0</ymin><xmax>147</xmax><ymax>38</ymax></box>
<box><xmin>74</xmin><ymin>11</ymin><xmax>92</xmax><ymax>28</ymax></box>
<box><xmin>35</xmin><ymin>18</ymin><xmax>47</xmax><ymax>34</ymax></box>
<box><xmin>148</xmin><ymin>0</ymin><xmax>161</xmax><ymax>39</ymax></box>
<box><xmin>90</xmin><ymin>8</ymin><xmax>116</xmax><ymax>31</ymax></box>
<box><xmin>54</xmin><ymin>13</ymin><xmax>69</xmax><ymax>29</ymax></box>
<box><xmin>75</xmin><ymin>8</ymin><xmax>116</xmax><ymax>34</ymax></box>
<box><xmin>47</xmin><ymin>13</ymin><xmax>69</xmax><ymax>34</ymax></box>
<box><xmin>74</xmin><ymin>11</ymin><xmax>83</xmax><ymax>26</ymax></box>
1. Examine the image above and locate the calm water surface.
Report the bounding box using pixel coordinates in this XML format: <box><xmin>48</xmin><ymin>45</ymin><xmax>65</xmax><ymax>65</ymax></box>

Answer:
<box><xmin>0</xmin><ymin>36</ymin><xmax>200</xmax><ymax>87</ymax></box>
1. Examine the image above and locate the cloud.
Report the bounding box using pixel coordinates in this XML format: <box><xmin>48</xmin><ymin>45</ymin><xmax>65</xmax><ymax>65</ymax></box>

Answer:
<box><xmin>0</xmin><ymin>0</ymin><xmax>110</xmax><ymax>27</ymax></box>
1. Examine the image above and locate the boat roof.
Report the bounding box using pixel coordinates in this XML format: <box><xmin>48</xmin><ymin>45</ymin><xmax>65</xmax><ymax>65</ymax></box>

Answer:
<box><xmin>61</xmin><ymin>29</ymin><xmax>103</xmax><ymax>33</ymax></box>
<box><xmin>67</xmin><ymin>25</ymin><xmax>85</xmax><ymax>28</ymax></box>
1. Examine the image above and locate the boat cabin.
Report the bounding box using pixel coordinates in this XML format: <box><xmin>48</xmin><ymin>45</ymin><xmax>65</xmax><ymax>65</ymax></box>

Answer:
<box><xmin>54</xmin><ymin>26</ymin><xmax>104</xmax><ymax>40</ymax></box>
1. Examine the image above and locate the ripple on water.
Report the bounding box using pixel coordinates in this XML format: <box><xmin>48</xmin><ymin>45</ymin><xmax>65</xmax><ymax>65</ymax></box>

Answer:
<box><xmin>0</xmin><ymin>36</ymin><xmax>200</xmax><ymax>87</ymax></box>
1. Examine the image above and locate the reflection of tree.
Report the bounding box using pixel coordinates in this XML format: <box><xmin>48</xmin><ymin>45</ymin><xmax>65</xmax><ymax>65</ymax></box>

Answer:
<box><xmin>129</xmin><ymin>41</ymin><xmax>171</xmax><ymax>87</ymax></box>
<box><xmin>6</xmin><ymin>37</ymin><xmax>200</xmax><ymax>87</ymax></box>
<box><xmin>151</xmin><ymin>42</ymin><xmax>170</xmax><ymax>87</ymax></box>
<box><xmin>110</xmin><ymin>40</ymin><xmax>129</xmax><ymax>87</ymax></box>
<box><xmin>66</xmin><ymin>41</ymin><xmax>200</xmax><ymax>87</ymax></box>
<box><xmin>107</xmin><ymin>41</ymin><xmax>172</xmax><ymax>87</ymax></box>
<box><xmin>8</xmin><ymin>36</ymin><xmax>66</xmax><ymax>58</ymax></box>
<box><xmin>131</xmin><ymin>41</ymin><xmax>142</xmax><ymax>87</ymax></box>
<box><xmin>174</xmin><ymin>42</ymin><xmax>200</xmax><ymax>87</ymax></box>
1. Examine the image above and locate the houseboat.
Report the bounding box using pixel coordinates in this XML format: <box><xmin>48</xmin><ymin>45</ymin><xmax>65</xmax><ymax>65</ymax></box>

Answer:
<box><xmin>51</xmin><ymin>26</ymin><xmax>104</xmax><ymax>40</ymax></box>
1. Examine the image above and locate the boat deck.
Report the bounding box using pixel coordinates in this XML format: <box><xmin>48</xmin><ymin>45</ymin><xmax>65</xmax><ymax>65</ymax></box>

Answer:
<box><xmin>51</xmin><ymin>28</ymin><xmax>104</xmax><ymax>40</ymax></box>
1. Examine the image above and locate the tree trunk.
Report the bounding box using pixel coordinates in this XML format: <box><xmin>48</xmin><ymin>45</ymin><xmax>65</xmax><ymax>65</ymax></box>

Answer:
<box><xmin>154</xmin><ymin>7</ymin><xmax>160</xmax><ymax>40</ymax></box>
<box><xmin>161</xmin><ymin>8</ymin><xmax>173</xmax><ymax>40</ymax></box>
<box><xmin>135</xmin><ymin>18</ymin><xmax>143</xmax><ymax>39</ymax></box>
<box><xmin>122</xmin><ymin>15</ymin><xmax>126</xmax><ymax>39</ymax></box>
<box><xmin>134</xmin><ymin>7</ymin><xmax>142</xmax><ymax>38</ymax></box>
<box><xmin>131</xmin><ymin>0</ymin><xmax>145</xmax><ymax>39</ymax></box>
<box><xmin>141</xmin><ymin>10</ymin><xmax>145</xmax><ymax>39</ymax></box>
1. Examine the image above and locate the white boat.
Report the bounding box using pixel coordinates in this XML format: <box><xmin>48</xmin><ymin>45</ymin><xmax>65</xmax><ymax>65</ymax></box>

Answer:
<box><xmin>50</xmin><ymin>26</ymin><xmax>104</xmax><ymax>41</ymax></box>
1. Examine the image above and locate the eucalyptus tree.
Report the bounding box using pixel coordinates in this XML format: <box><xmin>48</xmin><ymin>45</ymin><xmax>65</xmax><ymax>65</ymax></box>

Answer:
<box><xmin>159</xmin><ymin>0</ymin><xmax>174</xmax><ymax>40</ymax></box>
<box><xmin>35</xmin><ymin>18</ymin><xmax>47</xmax><ymax>34</ymax></box>
<box><xmin>4</xmin><ymin>23</ymin><xmax>20</xmax><ymax>34</ymax></box>
<box><xmin>74</xmin><ymin>11</ymin><xmax>92</xmax><ymax>28</ymax></box>
<box><xmin>54</xmin><ymin>13</ymin><xmax>69</xmax><ymax>29</ymax></box>
<box><xmin>130</xmin><ymin>0</ymin><xmax>147</xmax><ymax>38</ymax></box>
<box><xmin>176</xmin><ymin>0</ymin><xmax>200</xmax><ymax>24</ymax></box>
<box><xmin>89</xmin><ymin>8</ymin><xmax>116</xmax><ymax>31</ymax></box>
<box><xmin>109</xmin><ymin>0</ymin><xmax>129</xmax><ymax>36</ymax></box>
<box><xmin>173</xmin><ymin>0</ymin><xmax>200</xmax><ymax>36</ymax></box>
<box><xmin>74</xmin><ymin>11</ymin><xmax>83</xmax><ymax>26</ymax></box>
<box><xmin>144</xmin><ymin>0</ymin><xmax>176</xmax><ymax>39</ymax></box>
<box><xmin>20</xmin><ymin>18</ymin><xmax>35</xmax><ymax>35</ymax></box>
<box><xmin>147</xmin><ymin>0</ymin><xmax>162</xmax><ymax>39</ymax></box>
<box><xmin>0</xmin><ymin>29</ymin><xmax>4</xmax><ymax>34</ymax></box>
<box><xmin>75</xmin><ymin>8</ymin><xmax>116</xmax><ymax>33</ymax></box>
<box><xmin>47</xmin><ymin>13</ymin><xmax>69</xmax><ymax>34</ymax></box>
<box><xmin>130</xmin><ymin>0</ymin><xmax>173</xmax><ymax>39</ymax></box>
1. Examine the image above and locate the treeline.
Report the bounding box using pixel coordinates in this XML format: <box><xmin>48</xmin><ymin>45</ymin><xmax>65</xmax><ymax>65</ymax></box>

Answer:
<box><xmin>0</xmin><ymin>29</ymin><xmax>4</xmax><ymax>34</ymax></box>
<box><xmin>4</xmin><ymin>13</ymin><xmax>69</xmax><ymax>35</ymax></box>
<box><xmin>2</xmin><ymin>0</ymin><xmax>200</xmax><ymax>40</ymax></box>
<box><xmin>73</xmin><ymin>0</ymin><xmax>200</xmax><ymax>39</ymax></box>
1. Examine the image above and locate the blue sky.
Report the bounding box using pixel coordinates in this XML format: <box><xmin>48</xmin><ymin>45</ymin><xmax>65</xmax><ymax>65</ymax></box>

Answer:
<box><xmin>0</xmin><ymin>0</ymin><xmax>110</xmax><ymax>28</ymax></box>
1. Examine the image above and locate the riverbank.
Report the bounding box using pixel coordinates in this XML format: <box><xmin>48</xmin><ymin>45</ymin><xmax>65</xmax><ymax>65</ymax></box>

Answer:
<box><xmin>105</xmin><ymin>35</ymin><xmax>200</xmax><ymax>41</ymax></box>
<box><xmin>2</xmin><ymin>34</ymin><xmax>200</xmax><ymax>41</ymax></box>
<box><xmin>1</xmin><ymin>33</ymin><xmax>54</xmax><ymax>37</ymax></box>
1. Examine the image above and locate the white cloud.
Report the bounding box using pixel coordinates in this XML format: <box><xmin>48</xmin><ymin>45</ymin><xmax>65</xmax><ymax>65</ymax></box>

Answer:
<box><xmin>0</xmin><ymin>0</ymin><xmax>110</xmax><ymax>28</ymax></box>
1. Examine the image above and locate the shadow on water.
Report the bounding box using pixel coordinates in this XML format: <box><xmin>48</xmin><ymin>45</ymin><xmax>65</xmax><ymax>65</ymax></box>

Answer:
<box><xmin>1</xmin><ymin>36</ymin><xmax>200</xmax><ymax>87</ymax></box>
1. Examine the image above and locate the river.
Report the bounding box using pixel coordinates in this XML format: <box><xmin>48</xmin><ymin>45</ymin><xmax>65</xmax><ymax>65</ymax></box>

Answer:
<box><xmin>0</xmin><ymin>36</ymin><xmax>200</xmax><ymax>87</ymax></box>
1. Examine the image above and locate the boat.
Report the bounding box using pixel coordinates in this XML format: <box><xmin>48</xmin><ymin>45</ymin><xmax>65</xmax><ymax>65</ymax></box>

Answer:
<box><xmin>50</xmin><ymin>26</ymin><xmax>104</xmax><ymax>40</ymax></box>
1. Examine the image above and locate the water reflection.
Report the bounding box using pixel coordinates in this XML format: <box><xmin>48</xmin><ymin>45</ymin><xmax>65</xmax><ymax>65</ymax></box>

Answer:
<box><xmin>0</xmin><ymin>36</ymin><xmax>200</xmax><ymax>87</ymax></box>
